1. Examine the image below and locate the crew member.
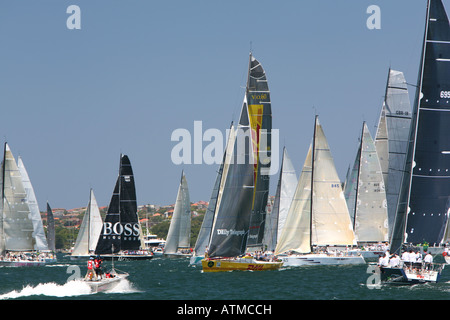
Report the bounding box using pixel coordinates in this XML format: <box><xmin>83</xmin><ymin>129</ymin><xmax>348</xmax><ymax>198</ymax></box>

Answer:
<box><xmin>85</xmin><ymin>256</ymin><xmax>96</xmax><ymax>280</ymax></box>
<box><xmin>94</xmin><ymin>255</ymin><xmax>103</xmax><ymax>279</ymax></box>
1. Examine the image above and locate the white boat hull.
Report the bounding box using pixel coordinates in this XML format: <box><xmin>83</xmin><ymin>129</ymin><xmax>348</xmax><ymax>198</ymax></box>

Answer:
<box><xmin>84</xmin><ymin>272</ymin><xmax>128</xmax><ymax>293</ymax></box>
<box><xmin>189</xmin><ymin>255</ymin><xmax>204</xmax><ymax>265</ymax></box>
<box><xmin>279</xmin><ymin>253</ymin><xmax>365</xmax><ymax>266</ymax></box>
<box><xmin>349</xmin><ymin>249</ymin><xmax>385</xmax><ymax>260</ymax></box>
<box><xmin>378</xmin><ymin>262</ymin><xmax>445</xmax><ymax>284</ymax></box>
<box><xmin>164</xmin><ymin>252</ymin><xmax>192</xmax><ymax>259</ymax></box>
<box><xmin>0</xmin><ymin>260</ymin><xmax>47</xmax><ymax>267</ymax></box>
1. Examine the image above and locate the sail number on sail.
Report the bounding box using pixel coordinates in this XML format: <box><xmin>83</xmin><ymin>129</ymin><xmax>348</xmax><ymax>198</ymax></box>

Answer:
<box><xmin>440</xmin><ymin>91</ymin><xmax>450</xmax><ymax>98</ymax></box>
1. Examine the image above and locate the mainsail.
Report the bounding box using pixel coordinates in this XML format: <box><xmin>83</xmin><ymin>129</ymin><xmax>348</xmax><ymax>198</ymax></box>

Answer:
<box><xmin>0</xmin><ymin>143</ymin><xmax>35</xmax><ymax>253</ymax></box>
<box><xmin>95</xmin><ymin>154</ymin><xmax>141</xmax><ymax>254</ymax></box>
<box><xmin>246</xmin><ymin>53</ymin><xmax>272</xmax><ymax>250</ymax></box>
<box><xmin>46</xmin><ymin>202</ymin><xmax>56</xmax><ymax>252</ymax></box>
<box><xmin>393</xmin><ymin>0</ymin><xmax>450</xmax><ymax>250</ymax></box>
<box><xmin>17</xmin><ymin>156</ymin><xmax>49</xmax><ymax>251</ymax></box>
<box><xmin>206</xmin><ymin>54</ymin><xmax>272</xmax><ymax>258</ymax></box>
<box><xmin>72</xmin><ymin>189</ymin><xmax>103</xmax><ymax>256</ymax></box>
<box><xmin>275</xmin><ymin>117</ymin><xmax>356</xmax><ymax>255</ymax></box>
<box><xmin>164</xmin><ymin>171</ymin><xmax>191</xmax><ymax>255</ymax></box>
<box><xmin>192</xmin><ymin>125</ymin><xmax>235</xmax><ymax>257</ymax></box>
<box><xmin>207</xmin><ymin>99</ymin><xmax>254</xmax><ymax>258</ymax></box>
<box><xmin>263</xmin><ymin>147</ymin><xmax>297</xmax><ymax>252</ymax></box>
<box><xmin>346</xmin><ymin>122</ymin><xmax>388</xmax><ymax>243</ymax></box>
<box><xmin>374</xmin><ymin>69</ymin><xmax>412</xmax><ymax>237</ymax></box>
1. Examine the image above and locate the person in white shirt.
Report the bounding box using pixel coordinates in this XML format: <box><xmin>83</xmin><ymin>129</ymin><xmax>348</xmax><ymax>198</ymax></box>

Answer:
<box><xmin>401</xmin><ymin>250</ymin><xmax>410</xmax><ymax>262</ymax></box>
<box><xmin>424</xmin><ymin>252</ymin><xmax>433</xmax><ymax>270</ymax></box>
<box><xmin>416</xmin><ymin>251</ymin><xmax>423</xmax><ymax>262</ymax></box>
<box><xmin>389</xmin><ymin>254</ymin><xmax>400</xmax><ymax>267</ymax></box>
<box><xmin>409</xmin><ymin>250</ymin><xmax>417</xmax><ymax>263</ymax></box>
<box><xmin>378</xmin><ymin>254</ymin><xmax>389</xmax><ymax>267</ymax></box>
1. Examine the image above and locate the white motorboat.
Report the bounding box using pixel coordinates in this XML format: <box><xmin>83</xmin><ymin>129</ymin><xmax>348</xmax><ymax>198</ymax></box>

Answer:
<box><xmin>83</xmin><ymin>268</ymin><xmax>129</xmax><ymax>293</ymax></box>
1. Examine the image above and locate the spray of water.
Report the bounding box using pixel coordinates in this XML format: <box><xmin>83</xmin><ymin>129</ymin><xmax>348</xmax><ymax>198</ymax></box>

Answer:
<box><xmin>0</xmin><ymin>278</ymin><xmax>138</xmax><ymax>299</ymax></box>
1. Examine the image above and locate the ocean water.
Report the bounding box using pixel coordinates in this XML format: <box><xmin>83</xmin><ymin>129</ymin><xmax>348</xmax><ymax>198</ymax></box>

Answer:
<box><xmin>1</xmin><ymin>253</ymin><xmax>450</xmax><ymax>301</ymax></box>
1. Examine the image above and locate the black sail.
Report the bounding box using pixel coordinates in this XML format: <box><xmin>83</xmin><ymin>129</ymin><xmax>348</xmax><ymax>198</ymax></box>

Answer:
<box><xmin>207</xmin><ymin>54</ymin><xmax>272</xmax><ymax>257</ymax></box>
<box><xmin>46</xmin><ymin>202</ymin><xmax>56</xmax><ymax>252</ymax></box>
<box><xmin>95</xmin><ymin>154</ymin><xmax>140</xmax><ymax>254</ymax></box>
<box><xmin>394</xmin><ymin>0</ymin><xmax>450</xmax><ymax>250</ymax></box>
<box><xmin>246</xmin><ymin>54</ymin><xmax>272</xmax><ymax>249</ymax></box>
<box><xmin>207</xmin><ymin>107</ymin><xmax>254</xmax><ymax>258</ymax></box>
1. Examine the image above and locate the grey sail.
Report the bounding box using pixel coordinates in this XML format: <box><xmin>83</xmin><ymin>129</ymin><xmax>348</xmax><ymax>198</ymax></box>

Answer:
<box><xmin>351</xmin><ymin>123</ymin><xmax>389</xmax><ymax>243</ymax></box>
<box><xmin>263</xmin><ymin>147</ymin><xmax>297</xmax><ymax>252</ymax></box>
<box><xmin>72</xmin><ymin>189</ymin><xmax>103</xmax><ymax>256</ymax></box>
<box><xmin>17</xmin><ymin>156</ymin><xmax>49</xmax><ymax>251</ymax></box>
<box><xmin>207</xmin><ymin>97</ymin><xmax>254</xmax><ymax>258</ymax></box>
<box><xmin>393</xmin><ymin>0</ymin><xmax>450</xmax><ymax>252</ymax></box>
<box><xmin>1</xmin><ymin>143</ymin><xmax>35</xmax><ymax>252</ymax></box>
<box><xmin>164</xmin><ymin>172</ymin><xmax>191</xmax><ymax>255</ymax></box>
<box><xmin>46</xmin><ymin>202</ymin><xmax>56</xmax><ymax>252</ymax></box>
<box><xmin>375</xmin><ymin>69</ymin><xmax>412</xmax><ymax>237</ymax></box>
<box><xmin>344</xmin><ymin>146</ymin><xmax>361</xmax><ymax>225</ymax></box>
<box><xmin>192</xmin><ymin>124</ymin><xmax>234</xmax><ymax>258</ymax></box>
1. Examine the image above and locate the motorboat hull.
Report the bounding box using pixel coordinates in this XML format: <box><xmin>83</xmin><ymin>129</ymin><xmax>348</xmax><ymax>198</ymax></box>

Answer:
<box><xmin>84</xmin><ymin>273</ymin><xmax>128</xmax><ymax>293</ymax></box>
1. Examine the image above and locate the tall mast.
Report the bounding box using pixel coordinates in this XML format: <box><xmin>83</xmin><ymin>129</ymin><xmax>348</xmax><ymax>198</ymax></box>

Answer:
<box><xmin>310</xmin><ymin>116</ymin><xmax>318</xmax><ymax>252</ymax></box>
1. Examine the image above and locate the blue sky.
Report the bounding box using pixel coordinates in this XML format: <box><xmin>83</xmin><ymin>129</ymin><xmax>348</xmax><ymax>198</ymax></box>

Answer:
<box><xmin>0</xmin><ymin>1</ymin><xmax>433</xmax><ymax>210</ymax></box>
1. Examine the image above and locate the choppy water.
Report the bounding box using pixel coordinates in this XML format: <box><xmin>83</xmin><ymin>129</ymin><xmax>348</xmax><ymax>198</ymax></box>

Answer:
<box><xmin>1</xmin><ymin>253</ymin><xmax>450</xmax><ymax>301</ymax></box>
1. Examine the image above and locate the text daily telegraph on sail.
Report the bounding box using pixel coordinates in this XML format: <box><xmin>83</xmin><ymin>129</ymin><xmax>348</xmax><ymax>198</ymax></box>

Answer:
<box><xmin>216</xmin><ymin>229</ymin><xmax>246</xmax><ymax>236</ymax></box>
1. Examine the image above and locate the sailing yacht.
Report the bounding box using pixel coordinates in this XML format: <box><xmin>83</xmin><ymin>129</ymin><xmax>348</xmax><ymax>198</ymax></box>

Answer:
<box><xmin>391</xmin><ymin>0</ymin><xmax>450</xmax><ymax>255</ymax></box>
<box><xmin>201</xmin><ymin>54</ymin><xmax>282</xmax><ymax>272</ymax></box>
<box><xmin>94</xmin><ymin>154</ymin><xmax>152</xmax><ymax>261</ymax></box>
<box><xmin>70</xmin><ymin>189</ymin><xmax>103</xmax><ymax>260</ymax></box>
<box><xmin>375</xmin><ymin>0</ymin><xmax>449</xmax><ymax>284</ymax></box>
<box><xmin>164</xmin><ymin>171</ymin><xmax>192</xmax><ymax>258</ymax></box>
<box><xmin>274</xmin><ymin>117</ymin><xmax>365</xmax><ymax>266</ymax></box>
<box><xmin>344</xmin><ymin>122</ymin><xmax>389</xmax><ymax>259</ymax></box>
<box><xmin>0</xmin><ymin>143</ymin><xmax>50</xmax><ymax>266</ymax></box>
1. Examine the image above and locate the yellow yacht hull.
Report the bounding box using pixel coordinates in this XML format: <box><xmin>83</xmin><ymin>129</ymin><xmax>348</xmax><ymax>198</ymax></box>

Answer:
<box><xmin>201</xmin><ymin>257</ymin><xmax>282</xmax><ymax>272</ymax></box>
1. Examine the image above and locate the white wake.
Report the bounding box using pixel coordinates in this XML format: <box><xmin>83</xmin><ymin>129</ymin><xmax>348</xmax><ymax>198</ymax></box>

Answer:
<box><xmin>0</xmin><ymin>278</ymin><xmax>138</xmax><ymax>299</ymax></box>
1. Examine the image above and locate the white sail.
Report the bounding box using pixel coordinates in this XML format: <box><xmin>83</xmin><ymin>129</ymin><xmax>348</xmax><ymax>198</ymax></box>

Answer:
<box><xmin>276</xmin><ymin>148</ymin><xmax>297</xmax><ymax>242</ymax></box>
<box><xmin>164</xmin><ymin>172</ymin><xmax>191</xmax><ymax>254</ymax></box>
<box><xmin>353</xmin><ymin>123</ymin><xmax>389</xmax><ymax>242</ymax></box>
<box><xmin>275</xmin><ymin>145</ymin><xmax>312</xmax><ymax>255</ymax></box>
<box><xmin>312</xmin><ymin>118</ymin><xmax>356</xmax><ymax>247</ymax></box>
<box><xmin>2</xmin><ymin>144</ymin><xmax>35</xmax><ymax>251</ymax></box>
<box><xmin>17</xmin><ymin>156</ymin><xmax>48</xmax><ymax>251</ymax></box>
<box><xmin>276</xmin><ymin>118</ymin><xmax>356</xmax><ymax>254</ymax></box>
<box><xmin>265</xmin><ymin>147</ymin><xmax>297</xmax><ymax>251</ymax></box>
<box><xmin>72</xmin><ymin>189</ymin><xmax>103</xmax><ymax>256</ymax></box>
